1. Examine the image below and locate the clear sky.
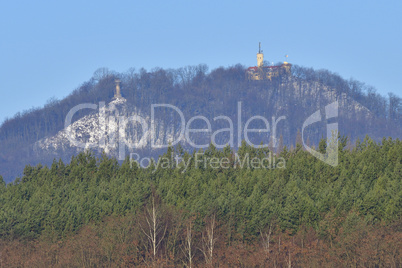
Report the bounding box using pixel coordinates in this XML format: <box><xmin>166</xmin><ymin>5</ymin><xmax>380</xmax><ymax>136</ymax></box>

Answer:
<box><xmin>1</xmin><ymin>0</ymin><xmax>401</xmax><ymax>124</ymax></box>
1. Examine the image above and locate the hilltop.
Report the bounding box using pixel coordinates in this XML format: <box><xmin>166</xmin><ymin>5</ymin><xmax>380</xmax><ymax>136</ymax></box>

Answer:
<box><xmin>0</xmin><ymin>64</ymin><xmax>401</xmax><ymax>182</ymax></box>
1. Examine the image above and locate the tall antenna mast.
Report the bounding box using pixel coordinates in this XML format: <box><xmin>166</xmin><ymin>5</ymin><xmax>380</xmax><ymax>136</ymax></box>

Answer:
<box><xmin>259</xmin><ymin>42</ymin><xmax>261</xmax><ymax>53</ymax></box>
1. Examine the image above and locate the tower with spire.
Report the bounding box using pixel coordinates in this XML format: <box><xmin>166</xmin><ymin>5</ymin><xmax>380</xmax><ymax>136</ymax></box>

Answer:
<box><xmin>257</xmin><ymin>42</ymin><xmax>264</xmax><ymax>67</ymax></box>
<box><xmin>246</xmin><ymin>42</ymin><xmax>291</xmax><ymax>80</ymax></box>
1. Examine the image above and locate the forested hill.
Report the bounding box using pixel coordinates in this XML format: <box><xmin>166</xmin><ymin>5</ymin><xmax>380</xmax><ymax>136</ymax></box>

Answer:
<box><xmin>0</xmin><ymin>64</ymin><xmax>401</xmax><ymax>182</ymax></box>
<box><xmin>0</xmin><ymin>138</ymin><xmax>401</xmax><ymax>266</ymax></box>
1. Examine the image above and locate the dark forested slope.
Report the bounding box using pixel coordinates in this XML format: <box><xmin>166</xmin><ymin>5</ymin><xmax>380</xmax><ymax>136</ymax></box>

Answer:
<box><xmin>0</xmin><ymin>64</ymin><xmax>401</xmax><ymax>182</ymax></box>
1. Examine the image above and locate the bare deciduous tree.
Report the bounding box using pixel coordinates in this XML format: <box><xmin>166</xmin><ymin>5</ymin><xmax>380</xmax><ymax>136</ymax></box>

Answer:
<box><xmin>260</xmin><ymin>224</ymin><xmax>272</xmax><ymax>255</ymax></box>
<box><xmin>140</xmin><ymin>194</ymin><xmax>167</xmax><ymax>260</ymax></box>
<box><xmin>199</xmin><ymin>214</ymin><xmax>217</xmax><ymax>267</ymax></box>
<box><xmin>181</xmin><ymin>218</ymin><xmax>195</xmax><ymax>268</ymax></box>
<box><xmin>93</xmin><ymin>67</ymin><xmax>114</xmax><ymax>81</ymax></box>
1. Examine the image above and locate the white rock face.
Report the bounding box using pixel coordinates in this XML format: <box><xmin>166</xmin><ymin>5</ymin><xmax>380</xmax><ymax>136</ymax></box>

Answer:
<box><xmin>34</xmin><ymin>77</ymin><xmax>375</xmax><ymax>160</ymax></box>
<box><xmin>34</xmin><ymin>98</ymin><xmax>184</xmax><ymax>159</ymax></box>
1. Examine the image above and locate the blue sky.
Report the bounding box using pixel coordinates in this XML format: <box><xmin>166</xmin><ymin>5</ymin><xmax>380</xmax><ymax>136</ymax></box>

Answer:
<box><xmin>0</xmin><ymin>0</ymin><xmax>401</xmax><ymax>124</ymax></box>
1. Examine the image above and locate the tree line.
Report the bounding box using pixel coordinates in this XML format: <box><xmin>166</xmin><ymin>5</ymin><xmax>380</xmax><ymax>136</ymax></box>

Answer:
<box><xmin>0</xmin><ymin>63</ymin><xmax>401</xmax><ymax>183</ymax></box>
<box><xmin>0</xmin><ymin>136</ymin><xmax>401</xmax><ymax>266</ymax></box>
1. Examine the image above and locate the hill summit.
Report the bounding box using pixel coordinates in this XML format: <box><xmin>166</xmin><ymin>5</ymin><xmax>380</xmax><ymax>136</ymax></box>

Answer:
<box><xmin>0</xmin><ymin>64</ymin><xmax>401</xmax><ymax>182</ymax></box>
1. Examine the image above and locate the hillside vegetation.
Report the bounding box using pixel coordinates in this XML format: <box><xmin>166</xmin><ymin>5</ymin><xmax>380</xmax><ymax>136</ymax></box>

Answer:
<box><xmin>0</xmin><ymin>64</ymin><xmax>401</xmax><ymax>182</ymax></box>
<box><xmin>0</xmin><ymin>136</ymin><xmax>401</xmax><ymax>266</ymax></box>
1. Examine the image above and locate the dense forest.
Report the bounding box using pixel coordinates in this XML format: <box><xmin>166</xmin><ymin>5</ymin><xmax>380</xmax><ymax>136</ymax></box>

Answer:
<box><xmin>0</xmin><ymin>136</ymin><xmax>401</xmax><ymax>267</ymax></box>
<box><xmin>0</xmin><ymin>64</ymin><xmax>401</xmax><ymax>182</ymax></box>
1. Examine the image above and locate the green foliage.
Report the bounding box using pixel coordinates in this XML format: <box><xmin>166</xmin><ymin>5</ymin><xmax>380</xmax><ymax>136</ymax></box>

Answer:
<box><xmin>0</xmin><ymin>137</ymin><xmax>401</xmax><ymax>241</ymax></box>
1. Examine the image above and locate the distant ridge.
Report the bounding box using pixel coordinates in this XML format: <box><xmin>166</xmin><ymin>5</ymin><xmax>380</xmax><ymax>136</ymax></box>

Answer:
<box><xmin>0</xmin><ymin>64</ymin><xmax>400</xmax><ymax>182</ymax></box>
